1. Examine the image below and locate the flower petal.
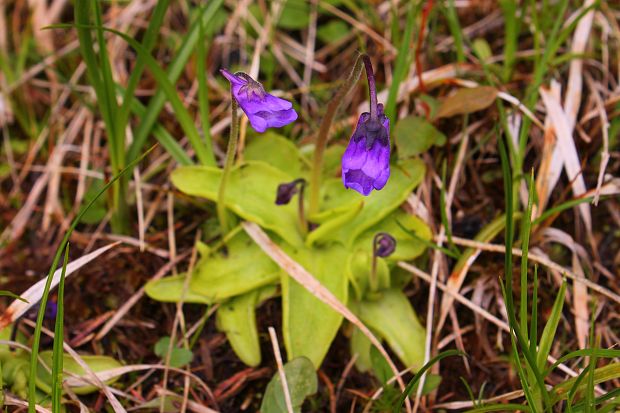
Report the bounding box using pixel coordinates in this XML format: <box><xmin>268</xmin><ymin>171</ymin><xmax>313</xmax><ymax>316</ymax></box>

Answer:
<box><xmin>220</xmin><ymin>69</ymin><xmax>246</xmax><ymax>86</ymax></box>
<box><xmin>343</xmin><ymin>170</ymin><xmax>375</xmax><ymax>196</ymax></box>
<box><xmin>342</xmin><ymin>137</ymin><xmax>368</xmax><ymax>171</ymax></box>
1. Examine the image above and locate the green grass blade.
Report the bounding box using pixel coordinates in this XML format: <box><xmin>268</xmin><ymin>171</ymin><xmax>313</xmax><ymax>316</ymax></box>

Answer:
<box><xmin>529</xmin><ymin>265</ymin><xmax>538</xmax><ymax>355</ymax></box>
<box><xmin>197</xmin><ymin>8</ymin><xmax>216</xmax><ymax>167</ymax></box>
<box><xmin>51</xmin><ymin>245</ymin><xmax>69</xmax><ymax>412</ymax></box>
<box><xmin>92</xmin><ymin>1</ymin><xmax>122</xmax><ymax>167</ymax></box>
<box><xmin>126</xmin><ymin>0</ymin><xmax>224</xmax><ymax>163</ymax></box>
<box><xmin>125</xmin><ymin>91</ymin><xmax>192</xmax><ymax>165</ymax></box>
<box><xmin>499</xmin><ymin>0</ymin><xmax>519</xmax><ymax>82</ymax></box>
<box><xmin>392</xmin><ymin>350</ymin><xmax>463</xmax><ymax>412</ymax></box>
<box><xmin>584</xmin><ymin>336</ymin><xmax>599</xmax><ymax>413</ymax></box>
<box><xmin>384</xmin><ymin>1</ymin><xmax>418</xmax><ymax>121</ymax></box>
<box><xmin>499</xmin><ymin>136</ymin><xmax>552</xmax><ymax>410</ymax></box>
<box><xmin>533</xmin><ymin>196</ymin><xmax>596</xmax><ymax>226</ymax></box>
<box><xmin>117</xmin><ymin>0</ymin><xmax>170</xmax><ymax>137</ymax></box>
<box><xmin>96</xmin><ymin>26</ymin><xmax>211</xmax><ymax>166</ymax></box>
<box><xmin>466</xmin><ymin>404</ymin><xmax>532</xmax><ymax>412</ymax></box>
<box><xmin>443</xmin><ymin>0</ymin><xmax>465</xmax><ymax>63</ymax></box>
<box><xmin>536</xmin><ymin>280</ymin><xmax>567</xmax><ymax>371</ymax></box>
<box><xmin>552</xmin><ymin>363</ymin><xmax>620</xmax><ymax>405</ymax></box>
<box><xmin>545</xmin><ymin>349</ymin><xmax>620</xmax><ymax>376</ymax></box>
<box><xmin>27</xmin><ymin>145</ymin><xmax>157</xmax><ymax>413</ymax></box>
<box><xmin>502</xmin><ymin>281</ymin><xmax>538</xmax><ymax>409</ymax></box>
<box><xmin>440</xmin><ymin>160</ymin><xmax>459</xmax><ymax>256</ymax></box>
<box><xmin>74</xmin><ymin>0</ymin><xmax>128</xmax><ymax>232</ymax></box>
<box><xmin>0</xmin><ymin>290</ymin><xmax>28</xmax><ymax>302</ymax></box>
<box><xmin>570</xmin><ymin>388</ymin><xmax>620</xmax><ymax>412</ymax></box>
<box><xmin>520</xmin><ymin>170</ymin><xmax>535</xmax><ymax>341</ymax></box>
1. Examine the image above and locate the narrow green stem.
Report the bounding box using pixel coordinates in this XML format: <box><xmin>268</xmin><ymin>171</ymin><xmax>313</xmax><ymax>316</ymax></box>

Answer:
<box><xmin>308</xmin><ymin>54</ymin><xmax>365</xmax><ymax>216</ymax></box>
<box><xmin>297</xmin><ymin>180</ymin><xmax>308</xmax><ymax>237</ymax></box>
<box><xmin>217</xmin><ymin>95</ymin><xmax>239</xmax><ymax>235</ymax></box>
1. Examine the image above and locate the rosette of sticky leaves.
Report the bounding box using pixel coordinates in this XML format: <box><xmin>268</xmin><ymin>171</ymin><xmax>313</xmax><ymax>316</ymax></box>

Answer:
<box><xmin>146</xmin><ymin>132</ymin><xmax>431</xmax><ymax>372</ymax></box>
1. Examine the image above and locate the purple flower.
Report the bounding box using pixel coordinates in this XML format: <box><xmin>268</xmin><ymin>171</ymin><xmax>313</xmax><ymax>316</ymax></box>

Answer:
<box><xmin>221</xmin><ymin>69</ymin><xmax>298</xmax><ymax>133</ymax></box>
<box><xmin>341</xmin><ymin>104</ymin><xmax>390</xmax><ymax>196</ymax></box>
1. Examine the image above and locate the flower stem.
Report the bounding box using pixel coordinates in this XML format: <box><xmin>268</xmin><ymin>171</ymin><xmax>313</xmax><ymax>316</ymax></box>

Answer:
<box><xmin>297</xmin><ymin>180</ymin><xmax>308</xmax><ymax>236</ymax></box>
<box><xmin>308</xmin><ymin>54</ymin><xmax>365</xmax><ymax>216</ymax></box>
<box><xmin>217</xmin><ymin>94</ymin><xmax>239</xmax><ymax>235</ymax></box>
<box><xmin>362</xmin><ymin>55</ymin><xmax>378</xmax><ymax>122</ymax></box>
<box><xmin>370</xmin><ymin>235</ymin><xmax>379</xmax><ymax>291</ymax></box>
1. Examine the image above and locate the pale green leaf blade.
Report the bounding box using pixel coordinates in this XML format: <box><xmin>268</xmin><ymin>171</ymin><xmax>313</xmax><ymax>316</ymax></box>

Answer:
<box><xmin>328</xmin><ymin>158</ymin><xmax>426</xmax><ymax>246</ymax></box>
<box><xmin>171</xmin><ymin>162</ymin><xmax>303</xmax><ymax>246</ymax></box>
<box><xmin>190</xmin><ymin>231</ymin><xmax>280</xmax><ymax>300</ymax></box>
<box><xmin>144</xmin><ymin>274</ymin><xmax>213</xmax><ymax>304</ymax></box>
<box><xmin>216</xmin><ymin>286</ymin><xmax>276</xmax><ymax>367</ymax></box>
<box><xmin>36</xmin><ymin>351</ymin><xmax>122</xmax><ymax>395</ymax></box>
<box><xmin>281</xmin><ymin>245</ymin><xmax>349</xmax><ymax>368</ymax></box>
<box><xmin>354</xmin><ymin>289</ymin><xmax>426</xmax><ymax>369</ymax></box>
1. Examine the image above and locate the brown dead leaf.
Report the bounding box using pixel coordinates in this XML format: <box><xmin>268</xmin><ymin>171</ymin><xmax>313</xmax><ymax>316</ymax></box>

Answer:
<box><xmin>435</xmin><ymin>86</ymin><xmax>498</xmax><ymax>119</ymax></box>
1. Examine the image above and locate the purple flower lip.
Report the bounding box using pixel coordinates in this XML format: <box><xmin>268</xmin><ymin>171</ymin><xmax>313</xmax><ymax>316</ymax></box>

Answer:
<box><xmin>341</xmin><ymin>104</ymin><xmax>391</xmax><ymax>196</ymax></box>
<box><xmin>220</xmin><ymin>69</ymin><xmax>298</xmax><ymax>133</ymax></box>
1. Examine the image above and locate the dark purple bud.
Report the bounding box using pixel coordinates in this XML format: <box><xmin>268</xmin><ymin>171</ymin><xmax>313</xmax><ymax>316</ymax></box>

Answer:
<box><xmin>341</xmin><ymin>104</ymin><xmax>390</xmax><ymax>196</ymax></box>
<box><xmin>374</xmin><ymin>232</ymin><xmax>396</xmax><ymax>258</ymax></box>
<box><xmin>276</xmin><ymin>180</ymin><xmax>301</xmax><ymax>205</ymax></box>
<box><xmin>220</xmin><ymin>69</ymin><xmax>298</xmax><ymax>133</ymax></box>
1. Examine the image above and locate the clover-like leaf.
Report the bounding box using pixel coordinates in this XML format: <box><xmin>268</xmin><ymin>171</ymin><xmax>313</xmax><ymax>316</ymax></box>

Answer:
<box><xmin>260</xmin><ymin>356</ymin><xmax>318</xmax><ymax>413</ymax></box>
<box><xmin>154</xmin><ymin>337</ymin><xmax>193</xmax><ymax>368</ymax></box>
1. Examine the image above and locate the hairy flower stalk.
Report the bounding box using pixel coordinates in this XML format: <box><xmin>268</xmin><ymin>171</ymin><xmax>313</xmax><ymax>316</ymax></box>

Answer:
<box><xmin>341</xmin><ymin>56</ymin><xmax>391</xmax><ymax>196</ymax></box>
<box><xmin>217</xmin><ymin>91</ymin><xmax>239</xmax><ymax>235</ymax></box>
<box><xmin>218</xmin><ymin>70</ymin><xmax>298</xmax><ymax>234</ymax></box>
<box><xmin>308</xmin><ymin>54</ymin><xmax>365</xmax><ymax>216</ymax></box>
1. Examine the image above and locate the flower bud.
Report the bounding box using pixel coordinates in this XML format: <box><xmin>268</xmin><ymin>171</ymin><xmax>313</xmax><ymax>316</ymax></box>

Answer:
<box><xmin>374</xmin><ymin>232</ymin><xmax>396</xmax><ymax>258</ymax></box>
